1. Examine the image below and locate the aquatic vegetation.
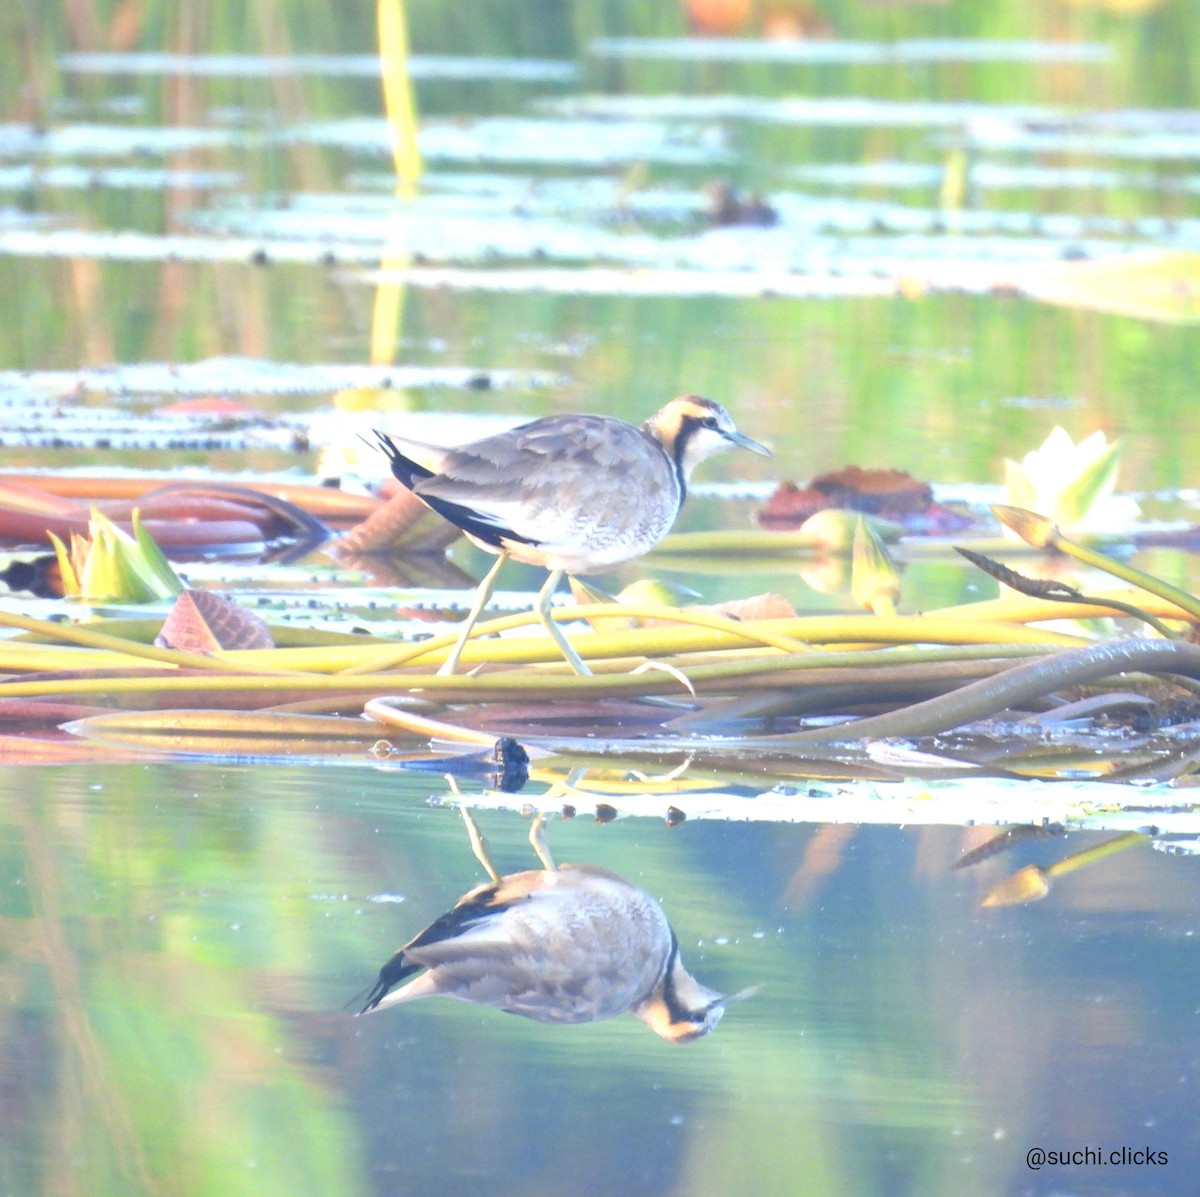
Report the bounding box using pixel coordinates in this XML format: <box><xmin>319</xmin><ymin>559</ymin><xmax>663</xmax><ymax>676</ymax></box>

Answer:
<box><xmin>5</xmin><ymin>11</ymin><xmax>1200</xmax><ymax>1197</ymax></box>
<box><xmin>49</xmin><ymin>510</ymin><xmax>183</xmax><ymax>603</ymax></box>
<box><xmin>1003</xmin><ymin>427</ymin><xmax>1139</xmax><ymax>536</ymax></box>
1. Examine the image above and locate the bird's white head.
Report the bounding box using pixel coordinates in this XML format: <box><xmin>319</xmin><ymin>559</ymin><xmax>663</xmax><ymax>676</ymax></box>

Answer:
<box><xmin>633</xmin><ymin>935</ymin><xmax>757</xmax><ymax>1043</ymax></box>
<box><xmin>644</xmin><ymin>395</ymin><xmax>771</xmax><ymax>484</ymax></box>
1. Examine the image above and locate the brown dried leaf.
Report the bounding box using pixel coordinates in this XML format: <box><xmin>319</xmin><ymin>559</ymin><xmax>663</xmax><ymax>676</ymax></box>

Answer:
<box><xmin>154</xmin><ymin>589</ymin><xmax>275</xmax><ymax>653</ymax></box>
<box><xmin>695</xmin><ymin>592</ymin><xmax>798</xmax><ymax>621</ymax></box>
<box><xmin>629</xmin><ymin>591</ymin><xmax>797</xmax><ymax>628</ymax></box>
<box><xmin>757</xmin><ymin>469</ymin><xmax>973</xmax><ymax>535</ymax></box>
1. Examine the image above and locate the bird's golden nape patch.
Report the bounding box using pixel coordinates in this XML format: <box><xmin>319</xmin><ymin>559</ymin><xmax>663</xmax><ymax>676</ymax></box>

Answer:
<box><xmin>672</xmin><ymin>394</ymin><xmax>725</xmax><ymax>418</ymax></box>
<box><xmin>644</xmin><ymin>394</ymin><xmax>725</xmax><ymax>450</ymax></box>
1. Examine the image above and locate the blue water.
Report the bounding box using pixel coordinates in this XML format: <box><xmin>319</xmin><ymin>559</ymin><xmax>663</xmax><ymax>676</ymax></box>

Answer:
<box><xmin>1</xmin><ymin>763</ymin><xmax>1195</xmax><ymax>1196</ymax></box>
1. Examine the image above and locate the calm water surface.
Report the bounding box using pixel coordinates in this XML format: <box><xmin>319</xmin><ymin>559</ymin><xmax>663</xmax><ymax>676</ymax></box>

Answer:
<box><xmin>2</xmin><ymin>763</ymin><xmax>1197</xmax><ymax>1197</ymax></box>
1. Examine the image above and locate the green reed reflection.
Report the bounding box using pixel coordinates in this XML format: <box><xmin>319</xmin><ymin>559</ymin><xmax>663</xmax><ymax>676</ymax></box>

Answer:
<box><xmin>2</xmin><ymin>762</ymin><xmax>1197</xmax><ymax>1197</ymax></box>
<box><xmin>2</xmin><ymin>2</ymin><xmax>1200</xmax><ymax>1192</ymax></box>
<box><xmin>3</xmin><ymin>768</ymin><xmax>369</xmax><ymax>1197</ymax></box>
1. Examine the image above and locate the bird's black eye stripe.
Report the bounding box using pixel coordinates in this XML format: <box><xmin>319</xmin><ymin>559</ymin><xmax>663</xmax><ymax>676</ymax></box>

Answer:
<box><xmin>660</xmin><ymin>932</ymin><xmax>689</xmax><ymax>1023</ymax></box>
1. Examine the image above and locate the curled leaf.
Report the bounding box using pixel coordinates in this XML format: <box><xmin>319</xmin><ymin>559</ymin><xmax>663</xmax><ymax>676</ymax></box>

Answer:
<box><xmin>851</xmin><ymin>516</ymin><xmax>901</xmax><ymax>616</ymax></box>
<box><xmin>154</xmin><ymin>590</ymin><xmax>275</xmax><ymax>653</ymax></box>
<box><xmin>335</xmin><ymin>487</ymin><xmax>461</xmax><ymax>555</ymax></box>
<box><xmin>1019</xmin><ymin>250</ymin><xmax>1200</xmax><ymax>325</ymax></box>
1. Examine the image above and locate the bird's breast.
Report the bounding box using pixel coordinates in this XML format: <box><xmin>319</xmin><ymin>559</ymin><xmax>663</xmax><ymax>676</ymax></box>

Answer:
<box><xmin>498</xmin><ymin>467</ymin><xmax>682</xmax><ymax>573</ymax></box>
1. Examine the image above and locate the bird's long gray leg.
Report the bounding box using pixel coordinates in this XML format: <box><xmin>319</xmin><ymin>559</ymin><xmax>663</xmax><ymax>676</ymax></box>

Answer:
<box><xmin>529</xmin><ymin>812</ymin><xmax>556</xmax><ymax>872</ymax></box>
<box><xmin>438</xmin><ymin>551</ymin><xmax>507</xmax><ymax>676</ymax></box>
<box><xmin>460</xmin><ymin>806</ymin><xmax>502</xmax><ymax>885</ymax></box>
<box><xmin>535</xmin><ymin>568</ymin><xmax>592</xmax><ymax>677</ymax></box>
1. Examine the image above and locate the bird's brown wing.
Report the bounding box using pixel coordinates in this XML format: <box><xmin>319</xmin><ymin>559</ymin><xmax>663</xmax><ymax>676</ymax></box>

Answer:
<box><xmin>413</xmin><ymin>416</ymin><xmax>675</xmax><ymax>548</ymax></box>
<box><xmin>357</xmin><ymin>872</ymin><xmax>549</xmax><ymax>1012</ymax></box>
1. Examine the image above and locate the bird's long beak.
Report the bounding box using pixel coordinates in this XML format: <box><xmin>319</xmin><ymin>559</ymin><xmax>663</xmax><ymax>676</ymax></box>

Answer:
<box><xmin>726</xmin><ymin>430</ymin><xmax>772</xmax><ymax>457</ymax></box>
<box><xmin>716</xmin><ymin>984</ymin><xmax>763</xmax><ymax>1009</ymax></box>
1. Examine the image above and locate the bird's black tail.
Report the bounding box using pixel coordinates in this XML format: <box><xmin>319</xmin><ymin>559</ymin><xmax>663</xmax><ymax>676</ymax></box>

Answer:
<box><xmin>354</xmin><ymin>950</ymin><xmax>422</xmax><ymax>1014</ymax></box>
<box><xmin>373</xmin><ymin>431</ymin><xmax>435</xmax><ymax>491</ymax></box>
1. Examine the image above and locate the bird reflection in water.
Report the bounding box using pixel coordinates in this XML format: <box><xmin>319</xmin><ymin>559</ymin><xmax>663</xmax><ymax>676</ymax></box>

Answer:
<box><xmin>357</xmin><ymin>809</ymin><xmax>754</xmax><ymax>1041</ymax></box>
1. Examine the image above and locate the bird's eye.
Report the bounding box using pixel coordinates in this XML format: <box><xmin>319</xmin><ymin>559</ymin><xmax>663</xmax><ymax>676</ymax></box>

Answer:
<box><xmin>699</xmin><ymin>416</ymin><xmax>720</xmax><ymax>430</ymax></box>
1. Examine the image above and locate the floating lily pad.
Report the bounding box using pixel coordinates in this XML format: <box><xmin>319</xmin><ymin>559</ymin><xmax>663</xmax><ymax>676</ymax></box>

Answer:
<box><xmin>588</xmin><ymin>37</ymin><xmax>1114</xmax><ymax>65</ymax></box>
<box><xmin>0</xmin><ymin>359</ymin><xmax>560</xmax><ymax>399</ymax></box>
<box><xmin>59</xmin><ymin>51</ymin><xmax>578</xmax><ymax>83</ymax></box>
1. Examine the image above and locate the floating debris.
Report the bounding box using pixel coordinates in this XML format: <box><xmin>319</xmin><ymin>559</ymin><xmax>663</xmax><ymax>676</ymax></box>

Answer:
<box><xmin>703</xmin><ymin>180</ymin><xmax>779</xmax><ymax>228</ymax></box>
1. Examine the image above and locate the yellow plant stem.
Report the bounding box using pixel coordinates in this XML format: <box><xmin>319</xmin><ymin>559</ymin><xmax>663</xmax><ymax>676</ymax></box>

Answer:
<box><xmin>933</xmin><ymin>591</ymin><xmax>1200</xmax><ymax>624</ymax></box>
<box><xmin>338</xmin><ymin>604</ymin><xmax>818</xmax><ymax>674</ymax></box>
<box><xmin>1047</xmin><ymin>536</ymin><xmax>1200</xmax><ymax>619</ymax></box>
<box><xmin>0</xmin><ymin>634</ymin><xmax>1055</xmax><ymax>682</ymax></box>
<box><xmin>0</xmin><ymin>673</ymin><xmax>637</xmax><ymax>701</ymax></box>
<box><xmin>377</xmin><ymin>0</ymin><xmax>421</xmax><ymax>186</ymax></box>
<box><xmin>2</xmin><ymin>611</ymin><xmax>1081</xmax><ymax>689</ymax></box>
<box><xmin>372</xmin><ymin>0</ymin><xmax>421</xmax><ymax>368</ymax></box>
<box><xmin>363</xmin><ymin>695</ymin><xmax>507</xmax><ymax>747</ymax></box>
<box><xmin>2</xmin><ymin>644</ymin><xmax>1063</xmax><ymax>704</ymax></box>
<box><xmin>994</xmin><ymin>504</ymin><xmax>1200</xmax><ymax>621</ymax></box>
<box><xmin>334</xmin><ymin>609</ymin><xmax>1084</xmax><ymax>676</ymax></box>
<box><xmin>0</xmin><ymin>608</ymin><xmax>297</xmax><ymax>675</ymax></box>
<box><xmin>238</xmin><ymin>638</ymin><xmax>1041</xmax><ymax>677</ymax></box>
<box><xmin>983</xmin><ymin>832</ymin><xmax>1145</xmax><ymax>907</ymax></box>
<box><xmin>0</xmin><ymin>644</ymin><xmax>178</xmax><ymax>672</ymax></box>
<box><xmin>1045</xmin><ymin>831</ymin><xmax>1146</xmax><ymax>879</ymax></box>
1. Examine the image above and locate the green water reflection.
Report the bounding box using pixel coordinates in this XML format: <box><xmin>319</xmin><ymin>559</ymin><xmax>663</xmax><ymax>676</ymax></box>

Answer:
<box><xmin>3</xmin><ymin>4</ymin><xmax>1200</xmax><ymax>1193</ymax></box>
<box><xmin>3</xmin><ymin>0</ymin><xmax>1200</xmax><ymax>524</ymax></box>
<box><xmin>1</xmin><ymin>764</ymin><xmax>1197</xmax><ymax>1197</ymax></box>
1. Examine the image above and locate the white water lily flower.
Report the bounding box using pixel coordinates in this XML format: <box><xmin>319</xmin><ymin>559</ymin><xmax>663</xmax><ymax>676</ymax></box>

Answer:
<box><xmin>1003</xmin><ymin>427</ymin><xmax>1140</xmax><ymax>536</ymax></box>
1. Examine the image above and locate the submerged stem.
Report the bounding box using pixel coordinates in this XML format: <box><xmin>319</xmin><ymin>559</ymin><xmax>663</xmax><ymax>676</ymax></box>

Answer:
<box><xmin>775</xmin><ymin>639</ymin><xmax>1200</xmax><ymax>744</ymax></box>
